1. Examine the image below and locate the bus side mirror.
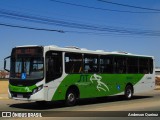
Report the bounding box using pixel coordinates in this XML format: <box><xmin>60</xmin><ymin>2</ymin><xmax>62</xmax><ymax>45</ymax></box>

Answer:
<box><xmin>4</xmin><ymin>56</ymin><xmax>10</xmax><ymax>72</ymax></box>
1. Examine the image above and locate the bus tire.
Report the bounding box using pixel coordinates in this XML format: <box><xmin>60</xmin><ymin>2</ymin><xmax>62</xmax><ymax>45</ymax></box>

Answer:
<box><xmin>125</xmin><ymin>85</ymin><xmax>133</xmax><ymax>99</ymax></box>
<box><xmin>65</xmin><ymin>89</ymin><xmax>77</xmax><ymax>106</ymax></box>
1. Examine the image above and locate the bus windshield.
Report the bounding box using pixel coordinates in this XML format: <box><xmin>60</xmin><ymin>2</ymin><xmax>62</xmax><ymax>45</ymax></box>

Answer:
<box><xmin>10</xmin><ymin>57</ymin><xmax>44</xmax><ymax>80</ymax></box>
<box><xmin>10</xmin><ymin>47</ymin><xmax>44</xmax><ymax>80</ymax></box>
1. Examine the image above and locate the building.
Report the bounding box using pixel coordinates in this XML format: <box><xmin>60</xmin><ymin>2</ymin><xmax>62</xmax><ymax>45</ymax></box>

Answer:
<box><xmin>0</xmin><ymin>70</ymin><xmax>9</xmax><ymax>78</ymax></box>
<box><xmin>155</xmin><ymin>67</ymin><xmax>160</xmax><ymax>77</ymax></box>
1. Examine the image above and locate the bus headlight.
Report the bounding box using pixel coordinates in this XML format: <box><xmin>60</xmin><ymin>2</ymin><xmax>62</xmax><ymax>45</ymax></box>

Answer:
<box><xmin>32</xmin><ymin>85</ymin><xmax>43</xmax><ymax>94</ymax></box>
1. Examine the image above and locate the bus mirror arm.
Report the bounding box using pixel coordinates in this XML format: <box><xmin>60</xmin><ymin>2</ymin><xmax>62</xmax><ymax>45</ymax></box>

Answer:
<box><xmin>4</xmin><ymin>56</ymin><xmax>11</xmax><ymax>72</ymax></box>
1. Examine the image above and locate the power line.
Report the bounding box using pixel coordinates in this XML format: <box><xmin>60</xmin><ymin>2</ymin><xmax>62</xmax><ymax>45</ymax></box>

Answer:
<box><xmin>0</xmin><ymin>22</ymin><xmax>158</xmax><ymax>37</ymax></box>
<box><xmin>1</xmin><ymin>9</ymin><xmax>160</xmax><ymax>36</ymax></box>
<box><xmin>1</xmin><ymin>22</ymin><xmax>160</xmax><ymax>37</ymax></box>
<box><xmin>50</xmin><ymin>0</ymin><xmax>160</xmax><ymax>13</ymax></box>
<box><xmin>0</xmin><ymin>23</ymin><xmax>64</xmax><ymax>33</ymax></box>
<box><xmin>98</xmin><ymin>0</ymin><xmax>160</xmax><ymax>12</ymax></box>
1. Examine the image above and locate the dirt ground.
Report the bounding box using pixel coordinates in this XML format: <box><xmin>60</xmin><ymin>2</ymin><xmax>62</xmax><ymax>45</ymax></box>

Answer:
<box><xmin>0</xmin><ymin>79</ymin><xmax>8</xmax><ymax>94</ymax></box>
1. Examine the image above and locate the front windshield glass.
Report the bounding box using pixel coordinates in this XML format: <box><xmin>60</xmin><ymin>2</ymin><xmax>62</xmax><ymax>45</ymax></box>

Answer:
<box><xmin>10</xmin><ymin>57</ymin><xmax>44</xmax><ymax>80</ymax></box>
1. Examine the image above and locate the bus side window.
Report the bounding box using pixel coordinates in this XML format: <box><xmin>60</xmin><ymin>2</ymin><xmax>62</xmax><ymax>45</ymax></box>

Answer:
<box><xmin>114</xmin><ymin>56</ymin><xmax>126</xmax><ymax>74</ymax></box>
<box><xmin>100</xmin><ymin>56</ymin><xmax>114</xmax><ymax>73</ymax></box>
<box><xmin>127</xmin><ymin>57</ymin><xmax>138</xmax><ymax>74</ymax></box>
<box><xmin>149</xmin><ymin>59</ymin><xmax>153</xmax><ymax>74</ymax></box>
<box><xmin>65</xmin><ymin>53</ymin><xmax>83</xmax><ymax>74</ymax></box>
<box><xmin>84</xmin><ymin>54</ymin><xmax>98</xmax><ymax>73</ymax></box>
<box><xmin>139</xmin><ymin>58</ymin><xmax>149</xmax><ymax>74</ymax></box>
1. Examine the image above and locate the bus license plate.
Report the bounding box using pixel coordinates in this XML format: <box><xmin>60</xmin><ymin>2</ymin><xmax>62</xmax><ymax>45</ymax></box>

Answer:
<box><xmin>17</xmin><ymin>94</ymin><xmax>23</xmax><ymax>98</ymax></box>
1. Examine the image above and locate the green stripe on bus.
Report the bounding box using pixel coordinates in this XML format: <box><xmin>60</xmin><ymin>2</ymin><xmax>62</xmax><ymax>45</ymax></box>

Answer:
<box><xmin>52</xmin><ymin>74</ymin><xmax>144</xmax><ymax>100</ymax></box>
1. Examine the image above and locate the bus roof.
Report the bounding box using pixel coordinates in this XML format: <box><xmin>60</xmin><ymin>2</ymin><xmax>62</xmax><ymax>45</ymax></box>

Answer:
<box><xmin>15</xmin><ymin>45</ymin><xmax>154</xmax><ymax>58</ymax></box>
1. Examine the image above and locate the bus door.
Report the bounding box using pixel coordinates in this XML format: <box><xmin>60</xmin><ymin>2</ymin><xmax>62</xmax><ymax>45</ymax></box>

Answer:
<box><xmin>45</xmin><ymin>51</ymin><xmax>63</xmax><ymax>101</ymax></box>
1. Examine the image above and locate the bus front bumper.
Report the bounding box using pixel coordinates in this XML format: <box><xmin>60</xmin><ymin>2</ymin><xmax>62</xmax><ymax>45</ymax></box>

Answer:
<box><xmin>8</xmin><ymin>89</ymin><xmax>45</xmax><ymax>101</ymax></box>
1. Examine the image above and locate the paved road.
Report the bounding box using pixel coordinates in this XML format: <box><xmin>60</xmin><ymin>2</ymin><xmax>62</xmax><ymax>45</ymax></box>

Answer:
<box><xmin>0</xmin><ymin>90</ymin><xmax>160</xmax><ymax>119</ymax></box>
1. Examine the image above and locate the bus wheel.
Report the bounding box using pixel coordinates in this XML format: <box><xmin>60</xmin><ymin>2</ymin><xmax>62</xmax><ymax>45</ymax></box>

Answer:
<box><xmin>65</xmin><ymin>90</ymin><xmax>77</xmax><ymax>106</ymax></box>
<box><xmin>125</xmin><ymin>85</ymin><xmax>133</xmax><ymax>99</ymax></box>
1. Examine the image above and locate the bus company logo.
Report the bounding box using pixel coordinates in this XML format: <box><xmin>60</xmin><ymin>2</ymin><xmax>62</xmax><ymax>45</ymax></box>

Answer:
<box><xmin>78</xmin><ymin>74</ymin><xmax>89</xmax><ymax>82</ymax></box>
<box><xmin>90</xmin><ymin>74</ymin><xmax>109</xmax><ymax>92</ymax></box>
<box><xmin>25</xmin><ymin>87</ymin><xmax>30</xmax><ymax>92</ymax></box>
<box><xmin>2</xmin><ymin>112</ymin><xmax>11</xmax><ymax>117</ymax></box>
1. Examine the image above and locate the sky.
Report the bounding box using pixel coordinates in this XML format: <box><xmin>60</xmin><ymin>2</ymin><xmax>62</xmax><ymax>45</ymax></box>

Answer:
<box><xmin>0</xmin><ymin>0</ymin><xmax>160</xmax><ymax>70</ymax></box>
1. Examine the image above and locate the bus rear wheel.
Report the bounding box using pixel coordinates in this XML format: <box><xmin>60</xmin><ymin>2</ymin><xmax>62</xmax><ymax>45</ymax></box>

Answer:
<box><xmin>125</xmin><ymin>85</ymin><xmax>133</xmax><ymax>99</ymax></box>
<box><xmin>65</xmin><ymin>90</ymin><xmax>77</xmax><ymax>106</ymax></box>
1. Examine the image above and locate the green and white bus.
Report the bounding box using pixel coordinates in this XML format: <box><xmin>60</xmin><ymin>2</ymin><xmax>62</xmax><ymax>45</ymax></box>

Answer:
<box><xmin>4</xmin><ymin>45</ymin><xmax>155</xmax><ymax>106</ymax></box>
